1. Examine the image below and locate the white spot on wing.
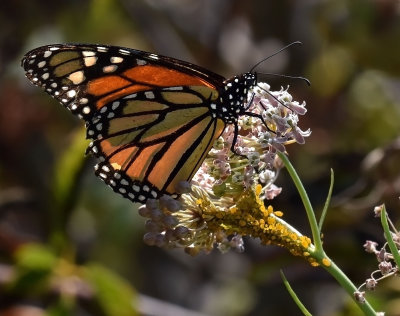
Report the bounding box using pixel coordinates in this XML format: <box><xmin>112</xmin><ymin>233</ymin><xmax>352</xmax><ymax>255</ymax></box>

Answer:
<box><xmin>103</xmin><ymin>65</ymin><xmax>117</xmax><ymax>73</ymax></box>
<box><xmin>112</xmin><ymin>101</ymin><xmax>120</xmax><ymax>110</ymax></box>
<box><xmin>123</xmin><ymin>93</ymin><xmax>137</xmax><ymax>99</ymax></box>
<box><xmin>119</xmin><ymin>49</ymin><xmax>130</xmax><ymax>55</ymax></box>
<box><xmin>82</xmin><ymin>51</ymin><xmax>96</xmax><ymax>57</ymax></box>
<box><xmin>67</xmin><ymin>90</ymin><xmax>76</xmax><ymax>98</ymax></box>
<box><xmin>148</xmin><ymin>54</ymin><xmax>159</xmax><ymax>60</ymax></box>
<box><xmin>132</xmin><ymin>185</ymin><xmax>140</xmax><ymax>192</ymax></box>
<box><xmin>164</xmin><ymin>86</ymin><xmax>183</xmax><ymax>91</ymax></box>
<box><xmin>102</xmin><ymin>165</ymin><xmax>110</xmax><ymax>172</ymax></box>
<box><xmin>119</xmin><ymin>187</ymin><xmax>127</xmax><ymax>194</ymax></box>
<box><xmin>110</xmin><ymin>56</ymin><xmax>123</xmax><ymax>63</ymax></box>
<box><xmin>84</xmin><ymin>56</ymin><xmax>97</xmax><ymax>67</ymax></box>
<box><xmin>145</xmin><ymin>91</ymin><xmax>155</xmax><ymax>99</ymax></box>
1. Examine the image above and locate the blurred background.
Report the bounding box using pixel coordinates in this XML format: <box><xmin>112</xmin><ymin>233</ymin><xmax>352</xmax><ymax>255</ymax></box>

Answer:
<box><xmin>1</xmin><ymin>0</ymin><xmax>400</xmax><ymax>315</ymax></box>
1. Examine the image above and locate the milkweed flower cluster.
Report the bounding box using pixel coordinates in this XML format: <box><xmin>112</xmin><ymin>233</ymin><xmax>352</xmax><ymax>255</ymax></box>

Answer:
<box><xmin>139</xmin><ymin>83</ymin><xmax>314</xmax><ymax>259</ymax></box>
<box><xmin>355</xmin><ymin>205</ymin><xmax>400</xmax><ymax>299</ymax></box>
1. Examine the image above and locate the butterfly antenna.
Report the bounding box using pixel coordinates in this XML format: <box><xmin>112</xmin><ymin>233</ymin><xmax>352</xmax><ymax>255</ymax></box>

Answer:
<box><xmin>258</xmin><ymin>72</ymin><xmax>310</xmax><ymax>86</ymax></box>
<box><xmin>249</xmin><ymin>41</ymin><xmax>303</xmax><ymax>73</ymax></box>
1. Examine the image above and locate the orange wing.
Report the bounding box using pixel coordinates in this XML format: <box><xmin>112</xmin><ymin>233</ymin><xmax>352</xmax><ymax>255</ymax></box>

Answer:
<box><xmin>89</xmin><ymin>85</ymin><xmax>225</xmax><ymax>202</ymax></box>
<box><xmin>22</xmin><ymin>44</ymin><xmax>226</xmax><ymax>202</ymax></box>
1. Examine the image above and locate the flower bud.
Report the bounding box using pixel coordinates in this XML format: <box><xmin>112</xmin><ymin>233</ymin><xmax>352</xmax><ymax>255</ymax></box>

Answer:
<box><xmin>365</xmin><ymin>278</ymin><xmax>377</xmax><ymax>290</ymax></box>
<box><xmin>145</xmin><ymin>220</ymin><xmax>162</xmax><ymax>232</ymax></box>
<box><xmin>174</xmin><ymin>226</ymin><xmax>190</xmax><ymax>238</ymax></box>
<box><xmin>143</xmin><ymin>232</ymin><xmax>158</xmax><ymax>246</ymax></box>
<box><xmin>378</xmin><ymin>260</ymin><xmax>393</xmax><ymax>275</ymax></box>
<box><xmin>373</xmin><ymin>204</ymin><xmax>384</xmax><ymax>217</ymax></box>
<box><xmin>138</xmin><ymin>205</ymin><xmax>151</xmax><ymax>218</ymax></box>
<box><xmin>162</xmin><ymin>215</ymin><xmax>179</xmax><ymax>228</ymax></box>
<box><xmin>363</xmin><ymin>240</ymin><xmax>379</xmax><ymax>254</ymax></box>
<box><xmin>175</xmin><ymin>181</ymin><xmax>191</xmax><ymax>194</ymax></box>
<box><xmin>354</xmin><ymin>291</ymin><xmax>366</xmax><ymax>303</ymax></box>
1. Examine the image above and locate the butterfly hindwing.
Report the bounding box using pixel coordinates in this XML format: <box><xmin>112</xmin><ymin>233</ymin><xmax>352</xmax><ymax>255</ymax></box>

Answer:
<box><xmin>22</xmin><ymin>44</ymin><xmax>227</xmax><ymax>202</ymax></box>
<box><xmin>88</xmin><ymin>86</ymin><xmax>225</xmax><ymax>202</ymax></box>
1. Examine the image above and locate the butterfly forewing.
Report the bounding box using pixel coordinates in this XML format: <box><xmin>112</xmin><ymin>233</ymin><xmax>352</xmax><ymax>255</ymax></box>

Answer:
<box><xmin>22</xmin><ymin>44</ymin><xmax>228</xmax><ymax>203</ymax></box>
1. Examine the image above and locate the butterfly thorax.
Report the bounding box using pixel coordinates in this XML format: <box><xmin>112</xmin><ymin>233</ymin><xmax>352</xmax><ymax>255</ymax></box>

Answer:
<box><xmin>216</xmin><ymin>72</ymin><xmax>257</xmax><ymax>124</ymax></box>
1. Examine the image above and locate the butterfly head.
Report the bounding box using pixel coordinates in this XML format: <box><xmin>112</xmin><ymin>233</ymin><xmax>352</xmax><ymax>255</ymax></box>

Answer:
<box><xmin>219</xmin><ymin>72</ymin><xmax>257</xmax><ymax>124</ymax></box>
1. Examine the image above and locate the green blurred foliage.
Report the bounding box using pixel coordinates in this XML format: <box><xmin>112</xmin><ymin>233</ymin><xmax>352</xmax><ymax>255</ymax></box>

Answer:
<box><xmin>83</xmin><ymin>264</ymin><xmax>138</xmax><ymax>316</ymax></box>
<box><xmin>0</xmin><ymin>0</ymin><xmax>399</xmax><ymax>315</ymax></box>
<box><xmin>10</xmin><ymin>244</ymin><xmax>57</xmax><ymax>295</ymax></box>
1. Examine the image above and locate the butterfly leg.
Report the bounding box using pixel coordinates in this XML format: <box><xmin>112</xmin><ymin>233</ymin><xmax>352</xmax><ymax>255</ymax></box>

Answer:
<box><xmin>230</xmin><ymin>120</ymin><xmax>262</xmax><ymax>174</ymax></box>
<box><xmin>243</xmin><ymin>92</ymin><xmax>274</xmax><ymax>131</ymax></box>
<box><xmin>229</xmin><ymin>122</ymin><xmax>249</xmax><ymax>159</ymax></box>
<box><xmin>244</xmin><ymin>92</ymin><xmax>255</xmax><ymax>111</ymax></box>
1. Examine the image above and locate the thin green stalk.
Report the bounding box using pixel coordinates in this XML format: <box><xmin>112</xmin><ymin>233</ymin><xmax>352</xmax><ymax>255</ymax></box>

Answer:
<box><xmin>318</xmin><ymin>169</ymin><xmax>334</xmax><ymax>232</ymax></box>
<box><xmin>277</xmin><ymin>152</ymin><xmax>322</xmax><ymax>251</ymax></box>
<box><xmin>381</xmin><ymin>205</ymin><xmax>400</xmax><ymax>267</ymax></box>
<box><xmin>321</xmin><ymin>258</ymin><xmax>377</xmax><ymax>316</ymax></box>
<box><xmin>278</xmin><ymin>152</ymin><xmax>378</xmax><ymax>315</ymax></box>
<box><xmin>280</xmin><ymin>270</ymin><xmax>312</xmax><ymax>316</ymax></box>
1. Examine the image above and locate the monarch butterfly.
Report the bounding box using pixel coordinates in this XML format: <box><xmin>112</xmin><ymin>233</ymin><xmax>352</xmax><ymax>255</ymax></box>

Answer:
<box><xmin>21</xmin><ymin>43</ymin><xmax>265</xmax><ymax>203</ymax></box>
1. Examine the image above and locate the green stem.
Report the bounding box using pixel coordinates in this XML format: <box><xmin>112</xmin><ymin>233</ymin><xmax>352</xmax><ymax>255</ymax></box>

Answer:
<box><xmin>278</xmin><ymin>152</ymin><xmax>378</xmax><ymax>315</ymax></box>
<box><xmin>318</xmin><ymin>169</ymin><xmax>334</xmax><ymax>232</ymax></box>
<box><xmin>320</xmin><ymin>256</ymin><xmax>377</xmax><ymax>316</ymax></box>
<box><xmin>381</xmin><ymin>205</ymin><xmax>400</xmax><ymax>267</ymax></box>
<box><xmin>277</xmin><ymin>152</ymin><xmax>322</xmax><ymax>251</ymax></box>
<box><xmin>280</xmin><ymin>270</ymin><xmax>312</xmax><ymax>316</ymax></box>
